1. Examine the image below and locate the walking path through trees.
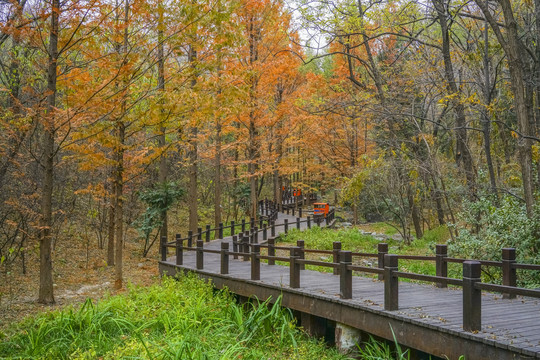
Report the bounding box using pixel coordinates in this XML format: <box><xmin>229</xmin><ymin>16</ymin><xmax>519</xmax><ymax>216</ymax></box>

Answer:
<box><xmin>159</xmin><ymin>200</ymin><xmax>540</xmax><ymax>359</ymax></box>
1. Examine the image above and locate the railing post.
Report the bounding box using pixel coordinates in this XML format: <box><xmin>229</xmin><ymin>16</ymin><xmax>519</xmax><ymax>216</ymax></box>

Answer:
<box><xmin>221</xmin><ymin>242</ymin><xmax>229</xmax><ymax>275</ymax></box>
<box><xmin>175</xmin><ymin>234</ymin><xmax>182</xmax><ymax>266</ymax></box>
<box><xmin>241</xmin><ymin>219</ymin><xmax>246</xmax><ymax>233</ymax></box>
<box><xmin>463</xmin><ymin>261</ymin><xmax>481</xmax><ymax>332</ymax></box>
<box><xmin>333</xmin><ymin>241</ymin><xmax>342</xmax><ymax>275</ymax></box>
<box><xmin>299</xmin><ymin>207</ymin><xmax>302</xmax><ymax>217</ymax></box>
<box><xmin>242</xmin><ymin>234</ymin><xmax>250</xmax><ymax>261</ymax></box>
<box><xmin>292</xmin><ymin>207</ymin><xmax>295</xmax><ymax>216</ymax></box>
<box><xmin>384</xmin><ymin>254</ymin><xmax>399</xmax><ymax>311</ymax></box>
<box><xmin>340</xmin><ymin>251</ymin><xmax>352</xmax><ymax>299</ymax></box>
<box><xmin>251</xmin><ymin>244</ymin><xmax>260</xmax><ymax>280</ymax></box>
<box><xmin>161</xmin><ymin>236</ymin><xmax>167</xmax><ymax>262</ymax></box>
<box><xmin>307</xmin><ymin>216</ymin><xmax>311</xmax><ymax>229</ymax></box>
<box><xmin>290</xmin><ymin>246</ymin><xmax>301</xmax><ymax>288</ymax></box>
<box><xmin>218</xmin><ymin>222</ymin><xmax>224</xmax><ymax>239</ymax></box>
<box><xmin>259</xmin><ymin>218</ymin><xmax>263</xmax><ymax>229</ymax></box>
<box><xmin>325</xmin><ymin>214</ymin><xmax>329</xmax><ymax>226</ymax></box>
<box><xmin>253</xmin><ymin>226</ymin><xmax>258</xmax><ymax>243</ymax></box>
<box><xmin>187</xmin><ymin>230</ymin><xmax>193</xmax><ymax>248</ymax></box>
<box><xmin>296</xmin><ymin>217</ymin><xmax>301</xmax><ymax>230</ymax></box>
<box><xmin>297</xmin><ymin>240</ymin><xmax>305</xmax><ymax>270</ymax></box>
<box><xmin>250</xmin><ymin>217</ymin><xmax>255</xmax><ymax>231</ymax></box>
<box><xmin>205</xmin><ymin>225</ymin><xmax>211</xmax><ymax>242</ymax></box>
<box><xmin>268</xmin><ymin>238</ymin><xmax>275</xmax><ymax>265</ymax></box>
<box><xmin>232</xmin><ymin>235</ymin><xmax>238</xmax><ymax>259</ymax></box>
<box><xmin>378</xmin><ymin>243</ymin><xmax>388</xmax><ymax>281</ymax></box>
<box><xmin>263</xmin><ymin>225</ymin><xmax>267</xmax><ymax>241</ymax></box>
<box><xmin>271</xmin><ymin>221</ymin><xmax>276</xmax><ymax>237</ymax></box>
<box><xmin>284</xmin><ymin>219</ymin><xmax>289</xmax><ymax>234</ymax></box>
<box><xmin>502</xmin><ymin>248</ymin><xmax>516</xmax><ymax>299</ymax></box>
<box><xmin>197</xmin><ymin>227</ymin><xmax>202</xmax><ymax>241</ymax></box>
<box><xmin>196</xmin><ymin>240</ymin><xmax>204</xmax><ymax>270</ymax></box>
<box><xmin>436</xmin><ymin>244</ymin><xmax>448</xmax><ymax>288</ymax></box>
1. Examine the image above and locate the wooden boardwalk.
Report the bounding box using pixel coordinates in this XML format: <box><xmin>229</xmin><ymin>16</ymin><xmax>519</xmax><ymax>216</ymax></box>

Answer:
<box><xmin>159</xmin><ymin>208</ymin><xmax>540</xmax><ymax>359</ymax></box>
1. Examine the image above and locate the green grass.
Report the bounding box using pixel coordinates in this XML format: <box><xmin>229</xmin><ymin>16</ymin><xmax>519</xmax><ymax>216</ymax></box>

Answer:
<box><xmin>0</xmin><ymin>275</ymin><xmax>353</xmax><ymax>360</ymax></box>
<box><xmin>277</xmin><ymin>226</ymin><xmax>451</xmax><ymax>278</ymax></box>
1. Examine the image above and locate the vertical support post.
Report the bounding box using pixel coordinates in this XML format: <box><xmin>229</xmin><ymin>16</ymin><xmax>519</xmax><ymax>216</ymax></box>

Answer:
<box><xmin>205</xmin><ymin>225</ymin><xmax>211</xmax><ymax>242</ymax></box>
<box><xmin>325</xmin><ymin>214</ymin><xmax>329</xmax><ymax>225</ymax></box>
<box><xmin>268</xmin><ymin>238</ymin><xmax>275</xmax><ymax>265</ymax></box>
<box><xmin>502</xmin><ymin>248</ymin><xmax>516</xmax><ymax>299</ymax></box>
<box><xmin>307</xmin><ymin>216</ymin><xmax>311</xmax><ymax>229</ymax></box>
<box><xmin>340</xmin><ymin>251</ymin><xmax>352</xmax><ymax>299</ymax></box>
<box><xmin>263</xmin><ymin>225</ymin><xmax>267</xmax><ymax>241</ymax></box>
<box><xmin>197</xmin><ymin>227</ymin><xmax>202</xmax><ymax>240</ymax></box>
<box><xmin>232</xmin><ymin>235</ymin><xmax>238</xmax><ymax>260</ymax></box>
<box><xmin>187</xmin><ymin>230</ymin><xmax>193</xmax><ymax>248</ymax></box>
<box><xmin>271</xmin><ymin>221</ymin><xmax>276</xmax><ymax>237</ymax></box>
<box><xmin>290</xmin><ymin>246</ymin><xmax>300</xmax><ymax>288</ymax></box>
<box><xmin>175</xmin><ymin>234</ymin><xmax>182</xmax><ymax>266</ymax></box>
<box><xmin>296</xmin><ymin>217</ymin><xmax>301</xmax><ymax>230</ymax></box>
<box><xmin>196</xmin><ymin>240</ymin><xmax>204</xmax><ymax>270</ymax></box>
<box><xmin>284</xmin><ymin>219</ymin><xmax>289</xmax><ymax>234</ymax></box>
<box><xmin>384</xmin><ymin>254</ymin><xmax>399</xmax><ymax>311</ymax></box>
<box><xmin>286</xmin><ymin>207</ymin><xmax>290</xmax><ymax>215</ymax></box>
<box><xmin>161</xmin><ymin>236</ymin><xmax>167</xmax><ymax>262</ymax></box>
<box><xmin>218</xmin><ymin>222</ymin><xmax>224</xmax><ymax>239</ymax></box>
<box><xmin>297</xmin><ymin>240</ymin><xmax>305</xmax><ymax>270</ymax></box>
<box><xmin>250</xmin><ymin>217</ymin><xmax>255</xmax><ymax>231</ymax></box>
<box><xmin>253</xmin><ymin>227</ymin><xmax>258</xmax><ymax>244</ymax></box>
<box><xmin>251</xmin><ymin>244</ymin><xmax>260</xmax><ymax>280</ymax></box>
<box><xmin>299</xmin><ymin>207</ymin><xmax>302</xmax><ymax>217</ymax></box>
<box><xmin>242</xmin><ymin>234</ymin><xmax>249</xmax><ymax>261</ymax></box>
<box><xmin>378</xmin><ymin>243</ymin><xmax>388</xmax><ymax>280</ymax></box>
<box><xmin>241</xmin><ymin>219</ymin><xmax>246</xmax><ymax>233</ymax></box>
<box><xmin>436</xmin><ymin>244</ymin><xmax>448</xmax><ymax>288</ymax></box>
<box><xmin>221</xmin><ymin>242</ymin><xmax>229</xmax><ymax>274</ymax></box>
<box><xmin>463</xmin><ymin>261</ymin><xmax>481</xmax><ymax>332</ymax></box>
<box><xmin>231</xmin><ymin>221</ymin><xmax>235</xmax><ymax>236</ymax></box>
<box><xmin>333</xmin><ymin>242</ymin><xmax>342</xmax><ymax>275</ymax></box>
<box><xmin>292</xmin><ymin>207</ymin><xmax>295</xmax><ymax>216</ymax></box>
<box><xmin>259</xmin><ymin>218</ymin><xmax>263</xmax><ymax>229</ymax></box>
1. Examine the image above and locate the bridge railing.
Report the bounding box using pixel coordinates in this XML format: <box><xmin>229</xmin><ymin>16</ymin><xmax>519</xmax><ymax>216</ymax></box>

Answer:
<box><xmin>164</xmin><ymin>235</ymin><xmax>540</xmax><ymax>333</ymax></box>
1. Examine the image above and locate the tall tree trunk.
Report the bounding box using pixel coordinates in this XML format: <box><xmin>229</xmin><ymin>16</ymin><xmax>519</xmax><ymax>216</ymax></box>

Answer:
<box><xmin>188</xmin><ymin>43</ymin><xmax>198</xmax><ymax>233</ymax></box>
<box><xmin>38</xmin><ymin>0</ymin><xmax>59</xmax><ymax>304</ymax></box>
<box><xmin>481</xmin><ymin>18</ymin><xmax>498</xmax><ymax>201</ymax></box>
<box><xmin>248</xmin><ymin>16</ymin><xmax>259</xmax><ymax>219</ymax></box>
<box><xmin>214</xmin><ymin>120</ymin><xmax>222</xmax><ymax>227</ymax></box>
<box><xmin>107</xmin><ymin>177</ymin><xmax>115</xmax><ymax>266</ymax></box>
<box><xmin>476</xmin><ymin>0</ymin><xmax>534</xmax><ymax>216</ymax></box>
<box><xmin>432</xmin><ymin>0</ymin><xmax>476</xmax><ymax>197</ymax></box>
<box><xmin>157</xmin><ymin>4</ymin><xmax>168</xmax><ymax>241</ymax></box>
<box><xmin>114</xmin><ymin>0</ymin><xmax>129</xmax><ymax>290</ymax></box>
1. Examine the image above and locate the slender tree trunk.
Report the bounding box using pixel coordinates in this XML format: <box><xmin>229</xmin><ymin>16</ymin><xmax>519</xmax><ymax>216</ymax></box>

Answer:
<box><xmin>107</xmin><ymin>178</ymin><xmax>115</xmax><ymax>265</ymax></box>
<box><xmin>114</xmin><ymin>0</ymin><xmax>129</xmax><ymax>290</ymax></box>
<box><xmin>248</xmin><ymin>16</ymin><xmax>259</xmax><ymax>219</ymax></box>
<box><xmin>157</xmin><ymin>4</ymin><xmax>168</xmax><ymax>241</ymax></box>
<box><xmin>188</xmin><ymin>44</ymin><xmax>198</xmax><ymax>233</ymax></box>
<box><xmin>38</xmin><ymin>0</ymin><xmax>59</xmax><ymax>304</ymax></box>
<box><xmin>481</xmin><ymin>18</ymin><xmax>498</xmax><ymax>201</ymax></box>
<box><xmin>214</xmin><ymin>121</ymin><xmax>222</xmax><ymax>227</ymax></box>
<box><xmin>476</xmin><ymin>0</ymin><xmax>535</xmax><ymax>216</ymax></box>
<box><xmin>432</xmin><ymin>0</ymin><xmax>476</xmax><ymax>197</ymax></box>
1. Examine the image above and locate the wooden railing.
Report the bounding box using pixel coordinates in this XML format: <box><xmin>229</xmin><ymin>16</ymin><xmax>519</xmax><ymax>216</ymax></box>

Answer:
<box><xmin>164</xmin><ymin>236</ymin><xmax>540</xmax><ymax>332</ymax></box>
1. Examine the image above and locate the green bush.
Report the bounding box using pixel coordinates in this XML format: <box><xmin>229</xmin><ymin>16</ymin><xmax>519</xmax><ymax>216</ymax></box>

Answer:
<box><xmin>448</xmin><ymin>196</ymin><xmax>540</xmax><ymax>287</ymax></box>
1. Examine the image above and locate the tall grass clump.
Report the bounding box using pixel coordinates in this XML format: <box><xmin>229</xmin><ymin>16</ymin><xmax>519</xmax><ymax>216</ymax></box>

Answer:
<box><xmin>0</xmin><ymin>274</ymin><xmax>351</xmax><ymax>359</ymax></box>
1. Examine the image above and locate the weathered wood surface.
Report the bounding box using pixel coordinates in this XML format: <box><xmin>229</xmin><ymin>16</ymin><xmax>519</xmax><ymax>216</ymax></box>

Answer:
<box><xmin>159</xmin><ymin>211</ymin><xmax>540</xmax><ymax>359</ymax></box>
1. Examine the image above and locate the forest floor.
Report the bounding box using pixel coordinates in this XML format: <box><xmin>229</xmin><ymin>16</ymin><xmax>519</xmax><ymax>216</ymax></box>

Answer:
<box><xmin>0</xmin><ymin>235</ymin><xmax>160</xmax><ymax>329</ymax></box>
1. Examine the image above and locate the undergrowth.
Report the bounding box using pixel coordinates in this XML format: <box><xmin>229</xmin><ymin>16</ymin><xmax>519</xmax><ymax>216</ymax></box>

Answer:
<box><xmin>0</xmin><ymin>274</ymin><xmax>350</xmax><ymax>359</ymax></box>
